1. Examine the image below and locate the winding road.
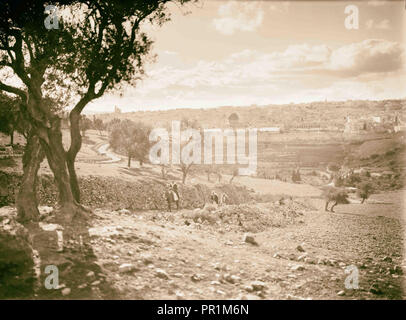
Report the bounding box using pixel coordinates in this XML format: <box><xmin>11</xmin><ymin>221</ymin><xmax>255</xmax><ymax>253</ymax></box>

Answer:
<box><xmin>97</xmin><ymin>143</ymin><xmax>122</xmax><ymax>164</ymax></box>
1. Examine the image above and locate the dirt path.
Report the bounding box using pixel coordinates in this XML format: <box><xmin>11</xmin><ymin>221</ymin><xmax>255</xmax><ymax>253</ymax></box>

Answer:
<box><xmin>97</xmin><ymin>143</ymin><xmax>121</xmax><ymax>164</ymax></box>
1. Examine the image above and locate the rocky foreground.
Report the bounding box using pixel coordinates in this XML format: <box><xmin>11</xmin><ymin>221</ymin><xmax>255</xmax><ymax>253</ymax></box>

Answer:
<box><xmin>1</xmin><ymin>195</ymin><xmax>405</xmax><ymax>300</ymax></box>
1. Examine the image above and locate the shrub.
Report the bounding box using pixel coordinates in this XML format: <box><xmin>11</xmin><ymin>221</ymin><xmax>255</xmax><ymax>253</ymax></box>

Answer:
<box><xmin>357</xmin><ymin>182</ymin><xmax>373</xmax><ymax>203</ymax></box>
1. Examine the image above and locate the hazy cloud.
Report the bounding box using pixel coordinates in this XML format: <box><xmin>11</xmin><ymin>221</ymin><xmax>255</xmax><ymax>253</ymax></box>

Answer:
<box><xmin>213</xmin><ymin>1</ymin><xmax>264</xmax><ymax>35</ymax></box>
<box><xmin>89</xmin><ymin>39</ymin><xmax>405</xmax><ymax>111</ymax></box>
<box><xmin>327</xmin><ymin>39</ymin><xmax>403</xmax><ymax>76</ymax></box>
<box><xmin>140</xmin><ymin>39</ymin><xmax>404</xmax><ymax>94</ymax></box>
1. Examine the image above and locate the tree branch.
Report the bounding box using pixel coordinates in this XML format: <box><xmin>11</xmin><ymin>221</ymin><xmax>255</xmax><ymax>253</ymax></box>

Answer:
<box><xmin>0</xmin><ymin>81</ymin><xmax>27</xmax><ymax>101</ymax></box>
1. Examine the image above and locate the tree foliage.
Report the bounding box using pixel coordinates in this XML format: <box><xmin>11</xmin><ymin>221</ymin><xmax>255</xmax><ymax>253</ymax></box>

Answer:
<box><xmin>323</xmin><ymin>186</ymin><xmax>349</xmax><ymax>212</ymax></box>
<box><xmin>109</xmin><ymin>119</ymin><xmax>151</xmax><ymax>167</ymax></box>
<box><xmin>323</xmin><ymin>187</ymin><xmax>349</xmax><ymax>204</ymax></box>
<box><xmin>80</xmin><ymin>115</ymin><xmax>92</xmax><ymax>137</ymax></box>
<box><xmin>0</xmin><ymin>93</ymin><xmax>27</xmax><ymax>144</ymax></box>
<box><xmin>357</xmin><ymin>182</ymin><xmax>373</xmax><ymax>203</ymax></box>
<box><xmin>93</xmin><ymin>117</ymin><xmax>105</xmax><ymax>135</ymax></box>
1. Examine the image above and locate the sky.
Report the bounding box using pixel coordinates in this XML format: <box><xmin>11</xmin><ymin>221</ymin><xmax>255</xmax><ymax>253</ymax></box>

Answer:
<box><xmin>83</xmin><ymin>0</ymin><xmax>406</xmax><ymax>113</ymax></box>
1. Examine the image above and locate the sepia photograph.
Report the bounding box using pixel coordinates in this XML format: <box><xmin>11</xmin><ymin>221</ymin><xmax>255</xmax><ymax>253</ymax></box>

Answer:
<box><xmin>0</xmin><ymin>0</ymin><xmax>405</xmax><ymax>308</ymax></box>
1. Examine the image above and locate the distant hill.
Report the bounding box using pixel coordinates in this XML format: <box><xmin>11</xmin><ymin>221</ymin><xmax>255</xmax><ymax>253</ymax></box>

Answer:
<box><xmin>348</xmin><ymin>133</ymin><xmax>405</xmax><ymax>171</ymax></box>
<box><xmin>91</xmin><ymin>99</ymin><xmax>406</xmax><ymax>131</ymax></box>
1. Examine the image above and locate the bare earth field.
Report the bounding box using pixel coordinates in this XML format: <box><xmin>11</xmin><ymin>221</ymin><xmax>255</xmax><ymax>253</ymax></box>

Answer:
<box><xmin>68</xmin><ymin>193</ymin><xmax>402</xmax><ymax>300</ymax></box>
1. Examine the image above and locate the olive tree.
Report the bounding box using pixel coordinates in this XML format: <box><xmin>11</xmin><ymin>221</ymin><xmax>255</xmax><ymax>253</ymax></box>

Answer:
<box><xmin>0</xmin><ymin>0</ymin><xmax>191</xmax><ymax>222</ymax></box>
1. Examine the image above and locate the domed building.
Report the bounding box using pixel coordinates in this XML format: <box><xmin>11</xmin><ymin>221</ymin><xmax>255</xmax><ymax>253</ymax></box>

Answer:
<box><xmin>228</xmin><ymin>112</ymin><xmax>239</xmax><ymax>128</ymax></box>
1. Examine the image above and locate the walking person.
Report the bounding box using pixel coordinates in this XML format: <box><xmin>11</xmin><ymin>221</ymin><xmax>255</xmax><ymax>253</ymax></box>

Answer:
<box><xmin>210</xmin><ymin>191</ymin><xmax>219</xmax><ymax>205</ymax></box>
<box><xmin>220</xmin><ymin>193</ymin><xmax>228</xmax><ymax>206</ymax></box>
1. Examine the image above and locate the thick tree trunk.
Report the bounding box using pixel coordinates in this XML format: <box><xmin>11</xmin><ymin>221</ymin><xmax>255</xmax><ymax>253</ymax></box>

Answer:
<box><xmin>67</xmin><ymin>110</ymin><xmax>82</xmax><ymax>203</ymax></box>
<box><xmin>17</xmin><ymin>134</ymin><xmax>44</xmax><ymax>223</ymax></box>
<box><xmin>39</xmin><ymin>120</ymin><xmax>88</xmax><ymax>223</ymax></box>
<box><xmin>361</xmin><ymin>198</ymin><xmax>365</xmax><ymax>204</ymax></box>
<box><xmin>127</xmin><ymin>154</ymin><xmax>131</xmax><ymax>168</ymax></box>
<box><xmin>66</xmin><ymin>156</ymin><xmax>80</xmax><ymax>203</ymax></box>
<box><xmin>324</xmin><ymin>201</ymin><xmax>329</xmax><ymax>211</ymax></box>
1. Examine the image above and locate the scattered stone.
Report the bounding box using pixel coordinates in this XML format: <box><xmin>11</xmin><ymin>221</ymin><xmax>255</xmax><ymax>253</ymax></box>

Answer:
<box><xmin>173</xmin><ymin>273</ymin><xmax>183</xmax><ymax>278</ymax></box>
<box><xmin>243</xmin><ymin>234</ymin><xmax>258</xmax><ymax>246</ymax></box>
<box><xmin>391</xmin><ymin>265</ymin><xmax>403</xmax><ymax>275</ymax></box>
<box><xmin>77</xmin><ymin>284</ymin><xmax>87</xmax><ymax>289</ymax></box>
<box><xmin>328</xmin><ymin>259</ymin><xmax>337</xmax><ymax>266</ymax></box>
<box><xmin>297</xmin><ymin>254</ymin><xmax>307</xmax><ymax>261</ymax></box>
<box><xmin>118</xmin><ymin>209</ymin><xmax>131</xmax><ymax>215</ymax></box>
<box><xmin>369</xmin><ymin>283</ymin><xmax>383</xmax><ymax>295</ymax></box>
<box><xmin>38</xmin><ymin>206</ymin><xmax>54</xmax><ymax>218</ymax></box>
<box><xmin>38</xmin><ymin>222</ymin><xmax>63</xmax><ymax>232</ymax></box>
<box><xmin>61</xmin><ymin>288</ymin><xmax>71</xmax><ymax>296</ymax></box>
<box><xmin>304</xmin><ymin>257</ymin><xmax>316</xmax><ymax>264</ymax></box>
<box><xmin>224</xmin><ymin>274</ymin><xmax>240</xmax><ymax>284</ymax></box>
<box><xmin>86</xmin><ymin>271</ymin><xmax>95</xmax><ymax>278</ymax></box>
<box><xmin>216</xmin><ymin>289</ymin><xmax>226</xmax><ymax>295</ymax></box>
<box><xmin>191</xmin><ymin>273</ymin><xmax>205</xmax><ymax>282</ymax></box>
<box><xmin>210</xmin><ymin>281</ymin><xmax>221</xmax><ymax>286</ymax></box>
<box><xmin>291</xmin><ymin>265</ymin><xmax>305</xmax><ymax>271</ymax></box>
<box><xmin>337</xmin><ymin>290</ymin><xmax>345</xmax><ymax>296</ymax></box>
<box><xmin>296</xmin><ymin>244</ymin><xmax>305</xmax><ymax>252</ymax></box>
<box><xmin>118</xmin><ymin>263</ymin><xmax>136</xmax><ymax>273</ymax></box>
<box><xmin>242</xmin><ymin>285</ymin><xmax>254</xmax><ymax>292</ymax></box>
<box><xmin>382</xmin><ymin>256</ymin><xmax>392</xmax><ymax>263</ymax></box>
<box><xmin>91</xmin><ymin>280</ymin><xmax>101</xmax><ymax>286</ymax></box>
<box><xmin>140</xmin><ymin>253</ymin><xmax>153</xmax><ymax>265</ymax></box>
<box><xmin>251</xmin><ymin>281</ymin><xmax>266</xmax><ymax>291</ymax></box>
<box><xmin>155</xmin><ymin>268</ymin><xmax>170</xmax><ymax>279</ymax></box>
